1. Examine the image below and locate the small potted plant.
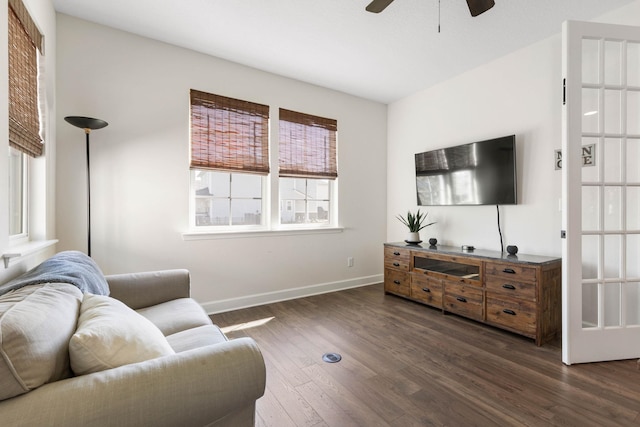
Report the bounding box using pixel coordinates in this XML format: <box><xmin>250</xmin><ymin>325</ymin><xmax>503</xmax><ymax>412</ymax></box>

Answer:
<box><xmin>397</xmin><ymin>209</ymin><xmax>435</xmax><ymax>243</ymax></box>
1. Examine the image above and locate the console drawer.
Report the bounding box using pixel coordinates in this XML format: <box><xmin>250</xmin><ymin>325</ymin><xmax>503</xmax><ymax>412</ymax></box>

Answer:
<box><xmin>485</xmin><ymin>263</ymin><xmax>536</xmax><ymax>283</ymax></box>
<box><xmin>444</xmin><ymin>283</ymin><xmax>483</xmax><ymax>321</ymax></box>
<box><xmin>486</xmin><ymin>295</ymin><xmax>536</xmax><ymax>337</ymax></box>
<box><xmin>384</xmin><ymin>247</ymin><xmax>410</xmax><ymax>271</ymax></box>
<box><xmin>384</xmin><ymin>268</ymin><xmax>410</xmax><ymax>297</ymax></box>
<box><xmin>410</xmin><ymin>273</ymin><xmax>442</xmax><ymax>308</ymax></box>
<box><xmin>485</xmin><ymin>275</ymin><xmax>536</xmax><ymax>301</ymax></box>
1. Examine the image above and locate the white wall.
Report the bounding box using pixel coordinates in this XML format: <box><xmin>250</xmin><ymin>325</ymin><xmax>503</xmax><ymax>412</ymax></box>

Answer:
<box><xmin>387</xmin><ymin>0</ymin><xmax>640</xmax><ymax>258</ymax></box>
<box><xmin>55</xmin><ymin>14</ymin><xmax>387</xmax><ymax>311</ymax></box>
<box><xmin>0</xmin><ymin>0</ymin><xmax>57</xmax><ymax>285</ymax></box>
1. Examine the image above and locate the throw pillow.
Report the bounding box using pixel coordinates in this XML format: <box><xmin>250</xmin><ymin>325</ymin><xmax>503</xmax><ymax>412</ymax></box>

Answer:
<box><xmin>70</xmin><ymin>294</ymin><xmax>175</xmax><ymax>375</ymax></box>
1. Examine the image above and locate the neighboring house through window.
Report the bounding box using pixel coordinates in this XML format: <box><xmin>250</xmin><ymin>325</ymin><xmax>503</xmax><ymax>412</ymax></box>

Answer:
<box><xmin>189</xmin><ymin>90</ymin><xmax>338</xmax><ymax>231</ymax></box>
<box><xmin>7</xmin><ymin>0</ymin><xmax>45</xmax><ymax>241</ymax></box>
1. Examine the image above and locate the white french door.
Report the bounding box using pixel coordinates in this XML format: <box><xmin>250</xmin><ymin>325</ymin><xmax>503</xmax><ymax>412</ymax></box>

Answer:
<box><xmin>562</xmin><ymin>20</ymin><xmax>640</xmax><ymax>364</ymax></box>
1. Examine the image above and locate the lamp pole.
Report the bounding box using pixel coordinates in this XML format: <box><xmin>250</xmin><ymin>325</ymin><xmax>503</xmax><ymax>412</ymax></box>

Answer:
<box><xmin>64</xmin><ymin>116</ymin><xmax>108</xmax><ymax>257</ymax></box>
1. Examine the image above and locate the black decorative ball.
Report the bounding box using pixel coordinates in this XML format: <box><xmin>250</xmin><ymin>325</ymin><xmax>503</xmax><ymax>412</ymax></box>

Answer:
<box><xmin>506</xmin><ymin>245</ymin><xmax>519</xmax><ymax>255</ymax></box>
<box><xmin>428</xmin><ymin>238</ymin><xmax>437</xmax><ymax>246</ymax></box>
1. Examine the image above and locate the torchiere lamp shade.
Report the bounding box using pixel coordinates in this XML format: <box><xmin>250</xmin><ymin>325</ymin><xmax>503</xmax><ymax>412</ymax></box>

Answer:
<box><xmin>64</xmin><ymin>116</ymin><xmax>108</xmax><ymax>131</ymax></box>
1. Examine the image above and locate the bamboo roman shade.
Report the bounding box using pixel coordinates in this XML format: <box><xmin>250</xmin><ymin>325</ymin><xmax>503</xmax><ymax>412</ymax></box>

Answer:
<box><xmin>8</xmin><ymin>0</ymin><xmax>44</xmax><ymax>157</ymax></box>
<box><xmin>190</xmin><ymin>89</ymin><xmax>270</xmax><ymax>175</ymax></box>
<box><xmin>279</xmin><ymin>109</ymin><xmax>337</xmax><ymax>179</ymax></box>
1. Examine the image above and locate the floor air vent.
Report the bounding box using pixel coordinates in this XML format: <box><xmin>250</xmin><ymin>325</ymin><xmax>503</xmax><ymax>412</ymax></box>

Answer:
<box><xmin>322</xmin><ymin>353</ymin><xmax>342</xmax><ymax>363</ymax></box>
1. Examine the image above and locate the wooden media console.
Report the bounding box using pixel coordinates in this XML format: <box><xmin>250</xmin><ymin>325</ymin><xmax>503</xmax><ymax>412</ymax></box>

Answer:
<box><xmin>384</xmin><ymin>242</ymin><xmax>562</xmax><ymax>346</ymax></box>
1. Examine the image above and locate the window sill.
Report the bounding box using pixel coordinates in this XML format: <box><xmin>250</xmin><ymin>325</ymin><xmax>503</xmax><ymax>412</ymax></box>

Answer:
<box><xmin>2</xmin><ymin>239</ymin><xmax>58</xmax><ymax>268</ymax></box>
<box><xmin>182</xmin><ymin>227</ymin><xmax>344</xmax><ymax>241</ymax></box>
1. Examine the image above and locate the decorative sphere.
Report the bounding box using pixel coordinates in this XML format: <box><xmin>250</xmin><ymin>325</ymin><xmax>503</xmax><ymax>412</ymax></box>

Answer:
<box><xmin>506</xmin><ymin>245</ymin><xmax>519</xmax><ymax>255</ymax></box>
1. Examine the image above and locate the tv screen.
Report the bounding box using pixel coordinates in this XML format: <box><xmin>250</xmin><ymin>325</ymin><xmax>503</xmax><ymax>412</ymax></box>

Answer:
<box><xmin>415</xmin><ymin>135</ymin><xmax>517</xmax><ymax>206</ymax></box>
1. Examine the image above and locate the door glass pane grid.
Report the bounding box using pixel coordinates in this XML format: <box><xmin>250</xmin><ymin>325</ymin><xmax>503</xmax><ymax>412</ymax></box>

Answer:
<box><xmin>580</xmin><ymin>35</ymin><xmax>635</xmax><ymax>331</ymax></box>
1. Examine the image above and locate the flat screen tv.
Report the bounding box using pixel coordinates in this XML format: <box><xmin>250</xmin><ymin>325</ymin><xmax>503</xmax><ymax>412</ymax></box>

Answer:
<box><xmin>415</xmin><ymin>135</ymin><xmax>517</xmax><ymax>206</ymax></box>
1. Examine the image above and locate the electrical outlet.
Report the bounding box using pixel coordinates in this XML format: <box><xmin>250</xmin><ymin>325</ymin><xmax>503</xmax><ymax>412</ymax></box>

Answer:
<box><xmin>347</xmin><ymin>257</ymin><xmax>354</xmax><ymax>267</ymax></box>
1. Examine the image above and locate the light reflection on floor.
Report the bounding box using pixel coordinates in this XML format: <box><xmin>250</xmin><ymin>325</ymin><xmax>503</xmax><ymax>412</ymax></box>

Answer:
<box><xmin>220</xmin><ymin>316</ymin><xmax>275</xmax><ymax>334</ymax></box>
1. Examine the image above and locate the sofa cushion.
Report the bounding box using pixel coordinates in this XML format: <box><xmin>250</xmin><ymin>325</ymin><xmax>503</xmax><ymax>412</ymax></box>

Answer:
<box><xmin>0</xmin><ymin>283</ymin><xmax>83</xmax><ymax>401</ymax></box>
<box><xmin>70</xmin><ymin>294</ymin><xmax>175</xmax><ymax>375</ymax></box>
<box><xmin>166</xmin><ymin>324</ymin><xmax>228</xmax><ymax>353</ymax></box>
<box><xmin>136</xmin><ymin>298</ymin><xmax>212</xmax><ymax>336</ymax></box>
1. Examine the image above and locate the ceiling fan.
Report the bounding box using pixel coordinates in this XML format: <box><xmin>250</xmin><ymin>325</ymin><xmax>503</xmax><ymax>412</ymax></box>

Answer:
<box><xmin>366</xmin><ymin>0</ymin><xmax>495</xmax><ymax>17</ymax></box>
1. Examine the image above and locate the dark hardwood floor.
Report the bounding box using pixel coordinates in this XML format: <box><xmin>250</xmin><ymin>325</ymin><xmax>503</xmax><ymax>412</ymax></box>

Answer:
<box><xmin>211</xmin><ymin>283</ymin><xmax>640</xmax><ymax>427</ymax></box>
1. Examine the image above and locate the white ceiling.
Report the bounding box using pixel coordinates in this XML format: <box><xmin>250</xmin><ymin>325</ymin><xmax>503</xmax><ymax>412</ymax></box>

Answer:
<box><xmin>51</xmin><ymin>0</ymin><xmax>636</xmax><ymax>104</ymax></box>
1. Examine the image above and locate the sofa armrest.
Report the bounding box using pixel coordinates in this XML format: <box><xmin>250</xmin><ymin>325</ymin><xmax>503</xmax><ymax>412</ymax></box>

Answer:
<box><xmin>0</xmin><ymin>337</ymin><xmax>266</xmax><ymax>427</ymax></box>
<box><xmin>106</xmin><ymin>269</ymin><xmax>191</xmax><ymax>309</ymax></box>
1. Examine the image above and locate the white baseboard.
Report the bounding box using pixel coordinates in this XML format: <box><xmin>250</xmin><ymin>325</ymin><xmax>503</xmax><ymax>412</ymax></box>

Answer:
<box><xmin>201</xmin><ymin>274</ymin><xmax>383</xmax><ymax>314</ymax></box>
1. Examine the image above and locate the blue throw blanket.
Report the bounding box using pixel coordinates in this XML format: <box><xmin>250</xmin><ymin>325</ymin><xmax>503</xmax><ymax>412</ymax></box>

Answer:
<box><xmin>0</xmin><ymin>251</ymin><xmax>110</xmax><ymax>296</ymax></box>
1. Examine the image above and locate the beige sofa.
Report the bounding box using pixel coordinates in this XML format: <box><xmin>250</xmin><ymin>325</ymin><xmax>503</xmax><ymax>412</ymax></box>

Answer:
<box><xmin>0</xmin><ymin>253</ymin><xmax>266</xmax><ymax>427</ymax></box>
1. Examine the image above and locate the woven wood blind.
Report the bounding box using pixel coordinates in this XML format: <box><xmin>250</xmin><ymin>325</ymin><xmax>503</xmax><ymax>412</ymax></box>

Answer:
<box><xmin>279</xmin><ymin>109</ymin><xmax>337</xmax><ymax>179</ymax></box>
<box><xmin>8</xmin><ymin>0</ymin><xmax>44</xmax><ymax>157</ymax></box>
<box><xmin>190</xmin><ymin>89</ymin><xmax>270</xmax><ymax>175</ymax></box>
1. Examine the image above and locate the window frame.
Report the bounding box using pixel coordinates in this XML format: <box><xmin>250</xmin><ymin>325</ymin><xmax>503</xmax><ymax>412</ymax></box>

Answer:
<box><xmin>8</xmin><ymin>147</ymin><xmax>28</xmax><ymax>242</ymax></box>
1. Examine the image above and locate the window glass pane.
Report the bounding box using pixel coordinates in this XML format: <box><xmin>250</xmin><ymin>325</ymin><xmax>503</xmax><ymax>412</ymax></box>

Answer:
<box><xmin>628</xmin><ymin>90</ymin><xmax>640</xmax><ymax>135</ymax></box>
<box><xmin>628</xmin><ymin>139</ymin><xmax>640</xmax><ymax>183</ymax></box>
<box><xmin>280</xmin><ymin>178</ymin><xmax>305</xmax><ymax>200</ymax></box>
<box><xmin>603</xmin><ymin>186</ymin><xmax>622</xmax><ymax>231</ymax></box>
<box><xmin>307</xmin><ymin>179</ymin><xmax>330</xmax><ymax>200</ymax></box>
<box><xmin>626</xmin><ymin>282</ymin><xmax>640</xmax><ymax>326</ymax></box>
<box><xmin>582</xmin><ymin>88</ymin><xmax>599</xmax><ymax>133</ymax></box>
<box><xmin>604</xmin><ymin>40</ymin><xmax>622</xmax><ymax>86</ymax></box>
<box><xmin>309</xmin><ymin>201</ymin><xmax>330</xmax><ymax>224</ymax></box>
<box><xmin>627</xmin><ymin>187</ymin><xmax>640</xmax><ymax>230</ymax></box>
<box><xmin>211</xmin><ymin>172</ymin><xmax>230</xmax><ymax>197</ymax></box>
<box><xmin>582</xmin><ymin>186</ymin><xmax>599</xmax><ymax>231</ymax></box>
<box><xmin>231</xmin><ymin>199</ymin><xmax>261</xmax><ymax>225</ymax></box>
<box><xmin>231</xmin><ymin>173</ymin><xmax>261</xmax><ymax>198</ymax></box>
<box><xmin>582</xmin><ymin>38</ymin><xmax>600</xmax><ymax>85</ymax></box>
<box><xmin>627</xmin><ymin>234</ymin><xmax>640</xmax><ymax>278</ymax></box>
<box><xmin>604</xmin><ymin>89</ymin><xmax>622</xmax><ymax>135</ymax></box>
<box><xmin>582</xmin><ymin>235</ymin><xmax>599</xmax><ymax>280</ymax></box>
<box><xmin>582</xmin><ymin>282</ymin><xmax>598</xmax><ymax>328</ymax></box>
<box><xmin>604</xmin><ymin>282</ymin><xmax>621</xmax><ymax>327</ymax></box>
<box><xmin>9</xmin><ymin>147</ymin><xmax>25</xmax><ymax>236</ymax></box>
<box><xmin>279</xmin><ymin>177</ymin><xmax>331</xmax><ymax>225</ymax></box>
<box><xmin>603</xmin><ymin>138</ymin><xmax>622</xmax><ymax>183</ymax></box>
<box><xmin>628</xmin><ymin>42</ymin><xmax>640</xmax><ymax>87</ymax></box>
<box><xmin>604</xmin><ymin>234</ymin><xmax>622</xmax><ymax>279</ymax></box>
<box><xmin>210</xmin><ymin>199</ymin><xmax>230</xmax><ymax>226</ymax></box>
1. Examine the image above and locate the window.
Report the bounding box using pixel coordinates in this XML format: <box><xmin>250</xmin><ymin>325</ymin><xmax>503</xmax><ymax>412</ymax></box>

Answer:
<box><xmin>8</xmin><ymin>147</ymin><xmax>27</xmax><ymax>236</ymax></box>
<box><xmin>8</xmin><ymin>0</ymin><xmax>44</xmax><ymax>239</ymax></box>
<box><xmin>189</xmin><ymin>90</ymin><xmax>269</xmax><ymax>229</ymax></box>
<box><xmin>189</xmin><ymin>90</ymin><xmax>338</xmax><ymax>232</ymax></box>
<box><xmin>278</xmin><ymin>109</ymin><xmax>337</xmax><ymax>226</ymax></box>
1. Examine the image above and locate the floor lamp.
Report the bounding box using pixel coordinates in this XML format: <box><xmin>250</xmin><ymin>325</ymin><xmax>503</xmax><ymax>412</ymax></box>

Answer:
<box><xmin>64</xmin><ymin>116</ymin><xmax>109</xmax><ymax>257</ymax></box>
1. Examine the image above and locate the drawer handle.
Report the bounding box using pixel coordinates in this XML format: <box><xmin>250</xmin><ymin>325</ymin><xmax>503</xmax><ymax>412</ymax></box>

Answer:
<box><xmin>393</xmin><ymin>262</ymin><xmax>400</xmax><ymax>267</ymax></box>
<box><xmin>393</xmin><ymin>251</ymin><xmax>400</xmax><ymax>256</ymax></box>
<box><xmin>422</xmin><ymin>287</ymin><xmax>431</xmax><ymax>293</ymax></box>
<box><xmin>393</xmin><ymin>280</ymin><xmax>401</xmax><ymax>285</ymax></box>
<box><xmin>502</xmin><ymin>284</ymin><xmax>516</xmax><ymax>290</ymax></box>
<box><xmin>503</xmin><ymin>268</ymin><xmax>516</xmax><ymax>274</ymax></box>
<box><xmin>456</xmin><ymin>297</ymin><xmax>467</xmax><ymax>303</ymax></box>
<box><xmin>503</xmin><ymin>309</ymin><xmax>516</xmax><ymax>316</ymax></box>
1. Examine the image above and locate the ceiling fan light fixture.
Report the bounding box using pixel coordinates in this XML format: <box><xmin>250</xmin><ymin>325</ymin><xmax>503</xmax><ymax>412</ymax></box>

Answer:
<box><xmin>466</xmin><ymin>0</ymin><xmax>495</xmax><ymax>17</ymax></box>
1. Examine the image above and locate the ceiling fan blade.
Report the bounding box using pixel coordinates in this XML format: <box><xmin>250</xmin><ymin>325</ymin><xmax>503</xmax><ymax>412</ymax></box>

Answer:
<box><xmin>466</xmin><ymin>0</ymin><xmax>495</xmax><ymax>17</ymax></box>
<box><xmin>366</xmin><ymin>0</ymin><xmax>395</xmax><ymax>13</ymax></box>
